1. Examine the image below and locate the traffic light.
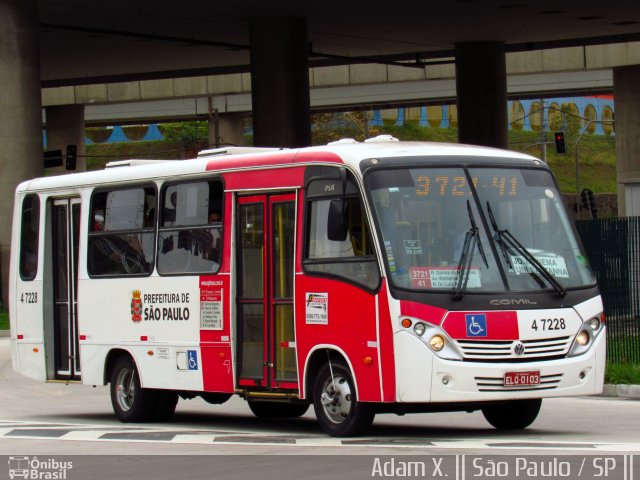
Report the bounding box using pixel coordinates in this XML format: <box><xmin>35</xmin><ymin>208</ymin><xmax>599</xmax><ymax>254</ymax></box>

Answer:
<box><xmin>580</xmin><ymin>188</ymin><xmax>598</xmax><ymax>219</ymax></box>
<box><xmin>66</xmin><ymin>144</ymin><xmax>77</xmax><ymax>170</ymax></box>
<box><xmin>554</xmin><ymin>131</ymin><xmax>566</xmax><ymax>154</ymax></box>
<box><xmin>580</xmin><ymin>188</ymin><xmax>589</xmax><ymax>211</ymax></box>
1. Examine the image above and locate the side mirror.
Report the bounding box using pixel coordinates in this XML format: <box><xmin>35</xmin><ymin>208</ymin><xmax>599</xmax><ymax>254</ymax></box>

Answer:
<box><xmin>327</xmin><ymin>199</ymin><xmax>348</xmax><ymax>241</ymax></box>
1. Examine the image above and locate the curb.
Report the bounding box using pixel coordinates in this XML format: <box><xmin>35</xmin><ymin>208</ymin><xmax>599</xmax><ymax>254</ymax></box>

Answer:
<box><xmin>601</xmin><ymin>384</ymin><xmax>640</xmax><ymax>400</ymax></box>
<box><xmin>0</xmin><ymin>330</ymin><xmax>9</xmax><ymax>338</ymax></box>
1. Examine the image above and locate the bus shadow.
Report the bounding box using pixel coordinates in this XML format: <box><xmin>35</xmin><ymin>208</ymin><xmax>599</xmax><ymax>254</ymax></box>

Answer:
<box><xmin>36</xmin><ymin>410</ymin><xmax>582</xmax><ymax>441</ymax></box>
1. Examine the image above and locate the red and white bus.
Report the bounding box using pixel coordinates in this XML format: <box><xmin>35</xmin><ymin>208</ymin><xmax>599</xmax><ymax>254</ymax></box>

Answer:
<box><xmin>9</xmin><ymin>137</ymin><xmax>605</xmax><ymax>436</ymax></box>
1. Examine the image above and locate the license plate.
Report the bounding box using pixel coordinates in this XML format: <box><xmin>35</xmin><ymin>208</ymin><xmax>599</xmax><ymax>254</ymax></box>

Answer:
<box><xmin>504</xmin><ymin>371</ymin><xmax>540</xmax><ymax>386</ymax></box>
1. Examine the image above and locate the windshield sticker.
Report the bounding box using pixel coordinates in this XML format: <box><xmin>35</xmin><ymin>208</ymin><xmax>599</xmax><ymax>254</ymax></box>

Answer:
<box><xmin>403</xmin><ymin>239</ymin><xmax>423</xmax><ymax>255</ymax></box>
<box><xmin>509</xmin><ymin>254</ymin><xmax>570</xmax><ymax>278</ymax></box>
<box><xmin>384</xmin><ymin>241</ymin><xmax>396</xmax><ymax>273</ymax></box>
<box><xmin>410</xmin><ymin>266</ymin><xmax>481</xmax><ymax>289</ymax></box>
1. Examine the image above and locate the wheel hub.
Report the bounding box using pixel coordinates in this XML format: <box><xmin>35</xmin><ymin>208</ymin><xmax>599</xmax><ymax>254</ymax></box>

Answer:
<box><xmin>321</xmin><ymin>374</ymin><xmax>351</xmax><ymax>424</ymax></box>
<box><xmin>115</xmin><ymin>367</ymin><xmax>136</xmax><ymax>412</ymax></box>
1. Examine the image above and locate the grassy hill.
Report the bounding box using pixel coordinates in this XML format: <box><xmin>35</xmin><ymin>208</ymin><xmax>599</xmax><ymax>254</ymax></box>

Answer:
<box><xmin>85</xmin><ymin>123</ymin><xmax>618</xmax><ymax>194</ymax></box>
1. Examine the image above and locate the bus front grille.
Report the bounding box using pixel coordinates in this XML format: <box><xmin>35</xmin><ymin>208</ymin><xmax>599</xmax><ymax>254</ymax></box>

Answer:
<box><xmin>455</xmin><ymin>336</ymin><xmax>572</xmax><ymax>361</ymax></box>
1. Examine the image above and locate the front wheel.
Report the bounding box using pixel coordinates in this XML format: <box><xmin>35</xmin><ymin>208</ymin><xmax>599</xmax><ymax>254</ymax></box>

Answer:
<box><xmin>482</xmin><ymin>399</ymin><xmax>542</xmax><ymax>430</ymax></box>
<box><xmin>312</xmin><ymin>362</ymin><xmax>374</xmax><ymax>437</ymax></box>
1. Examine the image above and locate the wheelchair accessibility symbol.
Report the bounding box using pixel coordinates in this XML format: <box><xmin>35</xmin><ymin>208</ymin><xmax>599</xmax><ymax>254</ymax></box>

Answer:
<box><xmin>465</xmin><ymin>314</ymin><xmax>487</xmax><ymax>337</ymax></box>
<box><xmin>187</xmin><ymin>350</ymin><xmax>198</xmax><ymax>371</ymax></box>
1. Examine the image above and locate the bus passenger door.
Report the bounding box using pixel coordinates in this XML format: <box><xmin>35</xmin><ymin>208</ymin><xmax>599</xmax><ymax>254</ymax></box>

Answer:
<box><xmin>51</xmin><ymin>198</ymin><xmax>81</xmax><ymax>380</ymax></box>
<box><xmin>236</xmin><ymin>193</ymin><xmax>298</xmax><ymax>390</ymax></box>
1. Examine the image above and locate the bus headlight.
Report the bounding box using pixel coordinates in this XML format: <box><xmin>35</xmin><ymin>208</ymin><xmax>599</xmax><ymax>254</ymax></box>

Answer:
<box><xmin>568</xmin><ymin>313</ymin><xmax>605</xmax><ymax>357</ymax></box>
<box><xmin>587</xmin><ymin>316</ymin><xmax>601</xmax><ymax>331</ymax></box>
<box><xmin>399</xmin><ymin>316</ymin><xmax>462</xmax><ymax>360</ymax></box>
<box><xmin>430</xmin><ymin>335</ymin><xmax>445</xmax><ymax>351</ymax></box>
<box><xmin>576</xmin><ymin>330</ymin><xmax>590</xmax><ymax>346</ymax></box>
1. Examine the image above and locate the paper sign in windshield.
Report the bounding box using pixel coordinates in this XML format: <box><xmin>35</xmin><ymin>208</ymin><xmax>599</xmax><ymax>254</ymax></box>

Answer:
<box><xmin>410</xmin><ymin>266</ymin><xmax>481</xmax><ymax>289</ymax></box>
<box><xmin>403</xmin><ymin>240</ymin><xmax>423</xmax><ymax>255</ymax></box>
<box><xmin>509</xmin><ymin>254</ymin><xmax>569</xmax><ymax>278</ymax></box>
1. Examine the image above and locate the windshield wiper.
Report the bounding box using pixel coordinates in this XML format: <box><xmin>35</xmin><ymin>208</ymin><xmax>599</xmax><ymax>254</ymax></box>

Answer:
<box><xmin>486</xmin><ymin>201</ymin><xmax>566</xmax><ymax>297</ymax></box>
<box><xmin>453</xmin><ymin>200</ymin><xmax>489</xmax><ymax>299</ymax></box>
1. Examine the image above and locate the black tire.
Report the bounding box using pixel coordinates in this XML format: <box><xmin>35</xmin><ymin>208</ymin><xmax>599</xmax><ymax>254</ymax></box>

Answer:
<box><xmin>248</xmin><ymin>400</ymin><xmax>310</xmax><ymax>419</ymax></box>
<box><xmin>152</xmin><ymin>390</ymin><xmax>179</xmax><ymax>422</ymax></box>
<box><xmin>482</xmin><ymin>399</ymin><xmax>542</xmax><ymax>430</ymax></box>
<box><xmin>312</xmin><ymin>362</ymin><xmax>375</xmax><ymax>437</ymax></box>
<box><xmin>201</xmin><ymin>393</ymin><xmax>233</xmax><ymax>405</ymax></box>
<box><xmin>109</xmin><ymin>356</ymin><xmax>158</xmax><ymax>422</ymax></box>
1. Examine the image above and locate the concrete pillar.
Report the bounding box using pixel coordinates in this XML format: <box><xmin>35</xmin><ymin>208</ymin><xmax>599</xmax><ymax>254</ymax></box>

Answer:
<box><xmin>250</xmin><ymin>17</ymin><xmax>311</xmax><ymax>148</ymax></box>
<box><xmin>613</xmin><ymin>65</ymin><xmax>640</xmax><ymax>216</ymax></box>
<box><xmin>0</xmin><ymin>0</ymin><xmax>42</xmax><ymax>306</ymax></box>
<box><xmin>45</xmin><ymin>105</ymin><xmax>86</xmax><ymax>173</ymax></box>
<box><xmin>455</xmin><ymin>42</ymin><xmax>508</xmax><ymax>149</ymax></box>
<box><xmin>208</xmin><ymin>113</ymin><xmax>245</xmax><ymax>148</ymax></box>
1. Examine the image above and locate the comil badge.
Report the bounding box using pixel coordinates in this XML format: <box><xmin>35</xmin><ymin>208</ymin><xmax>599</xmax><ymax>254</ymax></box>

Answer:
<box><xmin>131</xmin><ymin>290</ymin><xmax>143</xmax><ymax>322</ymax></box>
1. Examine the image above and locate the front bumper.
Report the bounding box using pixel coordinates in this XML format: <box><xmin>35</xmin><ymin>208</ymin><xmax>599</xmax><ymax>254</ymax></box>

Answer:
<box><xmin>394</xmin><ymin>328</ymin><xmax>606</xmax><ymax>403</ymax></box>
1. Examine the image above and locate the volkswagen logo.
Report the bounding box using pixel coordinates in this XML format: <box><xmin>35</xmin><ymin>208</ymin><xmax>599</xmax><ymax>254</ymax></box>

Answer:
<box><xmin>513</xmin><ymin>342</ymin><xmax>526</xmax><ymax>356</ymax></box>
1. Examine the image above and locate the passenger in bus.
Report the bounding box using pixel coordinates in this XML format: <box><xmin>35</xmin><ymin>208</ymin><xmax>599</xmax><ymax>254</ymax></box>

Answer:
<box><xmin>163</xmin><ymin>192</ymin><xmax>178</xmax><ymax>225</ymax></box>
<box><xmin>208</xmin><ymin>210</ymin><xmax>221</xmax><ymax>223</ymax></box>
<box><xmin>92</xmin><ymin>211</ymin><xmax>105</xmax><ymax>231</ymax></box>
<box><xmin>21</xmin><ymin>233</ymin><xmax>38</xmax><ymax>278</ymax></box>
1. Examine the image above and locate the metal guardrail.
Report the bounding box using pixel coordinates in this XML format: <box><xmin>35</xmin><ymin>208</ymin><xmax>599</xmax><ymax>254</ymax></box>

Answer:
<box><xmin>576</xmin><ymin>217</ymin><xmax>640</xmax><ymax>363</ymax></box>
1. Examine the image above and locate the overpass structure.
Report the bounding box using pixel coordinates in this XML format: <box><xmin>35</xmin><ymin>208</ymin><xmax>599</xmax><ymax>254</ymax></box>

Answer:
<box><xmin>73</xmin><ymin>67</ymin><xmax>613</xmax><ymax>125</ymax></box>
<box><xmin>2</xmin><ymin>0</ymin><xmax>640</xmax><ymax>304</ymax></box>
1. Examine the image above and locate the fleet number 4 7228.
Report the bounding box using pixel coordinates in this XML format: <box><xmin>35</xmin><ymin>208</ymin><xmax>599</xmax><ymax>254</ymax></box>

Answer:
<box><xmin>531</xmin><ymin>318</ymin><xmax>566</xmax><ymax>331</ymax></box>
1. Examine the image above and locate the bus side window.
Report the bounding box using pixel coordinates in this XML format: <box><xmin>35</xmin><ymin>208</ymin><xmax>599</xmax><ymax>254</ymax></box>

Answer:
<box><xmin>87</xmin><ymin>186</ymin><xmax>156</xmax><ymax>277</ymax></box>
<box><xmin>304</xmin><ymin>193</ymin><xmax>379</xmax><ymax>291</ymax></box>
<box><xmin>19</xmin><ymin>194</ymin><xmax>40</xmax><ymax>281</ymax></box>
<box><xmin>157</xmin><ymin>180</ymin><xmax>223</xmax><ymax>275</ymax></box>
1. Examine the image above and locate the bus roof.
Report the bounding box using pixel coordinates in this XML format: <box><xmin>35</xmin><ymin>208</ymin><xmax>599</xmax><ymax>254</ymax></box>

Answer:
<box><xmin>16</xmin><ymin>138</ymin><xmax>540</xmax><ymax>194</ymax></box>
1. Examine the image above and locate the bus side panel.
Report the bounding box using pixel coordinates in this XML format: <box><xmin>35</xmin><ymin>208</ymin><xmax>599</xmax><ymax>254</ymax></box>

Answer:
<box><xmin>394</xmin><ymin>331</ymin><xmax>433</xmax><ymax>402</ymax></box>
<box><xmin>199</xmin><ymin>274</ymin><xmax>234</xmax><ymax>393</ymax></box>
<box><xmin>10</xmin><ymin>192</ymin><xmax>47</xmax><ymax>381</ymax></box>
<box><xmin>198</xmin><ymin>191</ymin><xmax>235</xmax><ymax>393</ymax></box>
<box><xmin>223</xmin><ymin>166</ymin><xmax>306</xmax><ymax>190</ymax></box>
<box><xmin>13</xmin><ymin>341</ymin><xmax>47</xmax><ymax>382</ymax></box>
<box><xmin>78</xmin><ymin>277</ymin><xmax>204</xmax><ymax>391</ymax></box>
<box><xmin>296</xmin><ymin>275</ymin><xmax>381</xmax><ymax>402</ymax></box>
<box><xmin>377</xmin><ymin>281</ymin><xmax>396</xmax><ymax>402</ymax></box>
<box><xmin>12</xmin><ymin>285</ymin><xmax>46</xmax><ymax>382</ymax></box>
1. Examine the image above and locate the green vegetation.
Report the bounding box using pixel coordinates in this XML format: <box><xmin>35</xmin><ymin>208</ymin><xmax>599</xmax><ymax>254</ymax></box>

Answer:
<box><xmin>86</xmin><ymin>139</ymin><xmax>208</xmax><ymax>170</ymax></box>
<box><xmin>309</xmin><ymin>115</ymin><xmax>617</xmax><ymax>194</ymax></box>
<box><xmin>377</xmin><ymin>124</ymin><xmax>617</xmax><ymax>194</ymax></box>
<box><xmin>85</xmin><ymin>117</ymin><xmax>618</xmax><ymax>194</ymax></box>
<box><xmin>605</xmin><ymin>362</ymin><xmax>640</xmax><ymax>385</ymax></box>
<box><xmin>0</xmin><ymin>308</ymin><xmax>8</xmax><ymax>331</ymax></box>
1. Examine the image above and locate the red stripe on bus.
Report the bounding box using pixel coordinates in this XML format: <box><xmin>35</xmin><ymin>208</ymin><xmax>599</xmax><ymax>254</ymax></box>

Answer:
<box><xmin>442</xmin><ymin>311</ymin><xmax>519</xmax><ymax>340</ymax></box>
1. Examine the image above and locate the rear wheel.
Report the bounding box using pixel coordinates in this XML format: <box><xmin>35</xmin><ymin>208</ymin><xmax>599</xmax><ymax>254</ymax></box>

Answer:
<box><xmin>152</xmin><ymin>390</ymin><xmax>179</xmax><ymax>422</ymax></box>
<box><xmin>248</xmin><ymin>400</ymin><xmax>310</xmax><ymax>419</ymax></box>
<box><xmin>482</xmin><ymin>399</ymin><xmax>542</xmax><ymax>430</ymax></box>
<box><xmin>110</xmin><ymin>356</ymin><xmax>158</xmax><ymax>422</ymax></box>
<box><xmin>312</xmin><ymin>362</ymin><xmax>374</xmax><ymax>437</ymax></box>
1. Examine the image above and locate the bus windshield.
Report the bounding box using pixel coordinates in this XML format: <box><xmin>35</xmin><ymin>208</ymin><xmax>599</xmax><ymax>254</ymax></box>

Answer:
<box><xmin>366</xmin><ymin>165</ymin><xmax>596</xmax><ymax>294</ymax></box>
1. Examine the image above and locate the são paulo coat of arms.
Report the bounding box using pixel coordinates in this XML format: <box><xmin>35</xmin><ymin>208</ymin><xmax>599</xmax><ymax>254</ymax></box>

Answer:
<box><xmin>131</xmin><ymin>290</ymin><xmax>142</xmax><ymax>322</ymax></box>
